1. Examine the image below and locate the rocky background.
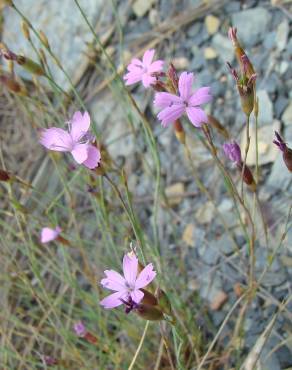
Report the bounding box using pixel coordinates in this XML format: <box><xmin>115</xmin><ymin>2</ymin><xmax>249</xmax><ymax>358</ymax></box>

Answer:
<box><xmin>1</xmin><ymin>0</ymin><xmax>292</xmax><ymax>369</ymax></box>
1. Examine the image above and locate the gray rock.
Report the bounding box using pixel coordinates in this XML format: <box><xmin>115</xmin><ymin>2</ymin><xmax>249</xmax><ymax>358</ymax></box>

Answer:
<box><xmin>231</xmin><ymin>8</ymin><xmax>272</xmax><ymax>47</ymax></box>
<box><xmin>263</xmin><ymin>31</ymin><xmax>276</xmax><ymax>50</ymax></box>
<box><xmin>212</xmin><ymin>34</ymin><xmax>234</xmax><ymax>62</ymax></box>
<box><xmin>276</xmin><ymin>19</ymin><xmax>289</xmax><ymax>52</ymax></box>
<box><xmin>259</xmin><ymin>348</ymin><xmax>281</xmax><ymax>370</ymax></box>
<box><xmin>256</xmin><ymin>90</ymin><xmax>273</xmax><ymax>125</ymax></box>
<box><xmin>198</xmin><ymin>245</ymin><xmax>220</xmax><ymax>265</ymax></box>
<box><xmin>267</xmin><ymin>154</ymin><xmax>292</xmax><ymax>191</ymax></box>
<box><xmin>3</xmin><ymin>0</ymin><xmax>107</xmax><ymax>89</ymax></box>
<box><xmin>282</xmin><ymin>101</ymin><xmax>292</xmax><ymax>126</ymax></box>
<box><xmin>199</xmin><ymin>269</ymin><xmax>223</xmax><ymax>303</ymax></box>
<box><xmin>275</xmin><ymin>96</ymin><xmax>288</xmax><ymax>118</ymax></box>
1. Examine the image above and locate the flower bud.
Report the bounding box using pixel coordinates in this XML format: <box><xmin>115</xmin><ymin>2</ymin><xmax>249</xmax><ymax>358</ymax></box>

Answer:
<box><xmin>0</xmin><ymin>0</ymin><xmax>13</xmax><ymax>10</ymax></box>
<box><xmin>0</xmin><ymin>74</ymin><xmax>27</xmax><ymax>96</ymax></box>
<box><xmin>238</xmin><ymin>163</ymin><xmax>257</xmax><ymax>192</ymax></box>
<box><xmin>39</xmin><ymin>30</ymin><xmax>51</xmax><ymax>50</ymax></box>
<box><xmin>141</xmin><ymin>289</ymin><xmax>158</xmax><ymax>306</ymax></box>
<box><xmin>156</xmin><ymin>288</ymin><xmax>172</xmax><ymax>316</ymax></box>
<box><xmin>136</xmin><ymin>304</ymin><xmax>164</xmax><ymax>321</ymax></box>
<box><xmin>0</xmin><ymin>169</ymin><xmax>10</xmax><ymax>182</ymax></box>
<box><xmin>16</xmin><ymin>55</ymin><xmax>45</xmax><ymax>76</ymax></box>
<box><xmin>21</xmin><ymin>20</ymin><xmax>30</xmax><ymax>40</ymax></box>
<box><xmin>174</xmin><ymin>119</ymin><xmax>185</xmax><ymax>144</ymax></box>
<box><xmin>207</xmin><ymin>115</ymin><xmax>229</xmax><ymax>139</ymax></box>
<box><xmin>273</xmin><ymin>131</ymin><xmax>292</xmax><ymax>172</ymax></box>
<box><xmin>223</xmin><ymin>141</ymin><xmax>242</xmax><ymax>164</ymax></box>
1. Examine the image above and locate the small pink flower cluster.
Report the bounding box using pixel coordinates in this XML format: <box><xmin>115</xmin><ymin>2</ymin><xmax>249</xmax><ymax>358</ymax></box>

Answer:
<box><xmin>124</xmin><ymin>49</ymin><xmax>212</xmax><ymax>128</ymax></box>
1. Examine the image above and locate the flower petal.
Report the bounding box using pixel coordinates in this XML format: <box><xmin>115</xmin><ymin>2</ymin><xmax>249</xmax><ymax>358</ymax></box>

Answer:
<box><xmin>135</xmin><ymin>263</ymin><xmax>156</xmax><ymax>289</ymax></box>
<box><xmin>148</xmin><ymin>60</ymin><xmax>164</xmax><ymax>73</ymax></box>
<box><xmin>188</xmin><ymin>87</ymin><xmax>212</xmax><ymax>106</ymax></box>
<box><xmin>130</xmin><ymin>289</ymin><xmax>144</xmax><ymax>304</ymax></box>
<box><xmin>40</xmin><ymin>128</ymin><xmax>72</xmax><ymax>152</ymax></box>
<box><xmin>100</xmin><ymin>291</ymin><xmax>126</xmax><ymax>309</ymax></box>
<box><xmin>154</xmin><ymin>92</ymin><xmax>182</xmax><ymax>109</ymax></box>
<box><xmin>71</xmin><ymin>143</ymin><xmax>89</xmax><ymax>164</ymax></box>
<box><xmin>124</xmin><ymin>71</ymin><xmax>143</xmax><ymax>86</ymax></box>
<box><xmin>186</xmin><ymin>107</ymin><xmax>208</xmax><ymax>127</ymax></box>
<box><xmin>142</xmin><ymin>49</ymin><xmax>155</xmax><ymax>66</ymax></box>
<box><xmin>70</xmin><ymin>111</ymin><xmax>91</xmax><ymax>142</ymax></box>
<box><xmin>40</xmin><ymin>227</ymin><xmax>61</xmax><ymax>244</ymax></box>
<box><xmin>142</xmin><ymin>73</ymin><xmax>156</xmax><ymax>88</ymax></box>
<box><xmin>178</xmin><ymin>72</ymin><xmax>193</xmax><ymax>101</ymax></box>
<box><xmin>157</xmin><ymin>104</ymin><xmax>185</xmax><ymax>127</ymax></box>
<box><xmin>101</xmin><ymin>270</ymin><xmax>127</xmax><ymax>291</ymax></box>
<box><xmin>123</xmin><ymin>254</ymin><xmax>138</xmax><ymax>286</ymax></box>
<box><xmin>82</xmin><ymin>145</ymin><xmax>101</xmax><ymax>169</ymax></box>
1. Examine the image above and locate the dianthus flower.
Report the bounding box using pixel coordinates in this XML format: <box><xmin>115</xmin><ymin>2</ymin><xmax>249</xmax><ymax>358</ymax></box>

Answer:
<box><xmin>40</xmin><ymin>111</ymin><xmax>101</xmax><ymax>169</ymax></box>
<box><xmin>223</xmin><ymin>141</ymin><xmax>242</xmax><ymax>165</ymax></box>
<box><xmin>40</xmin><ymin>226</ymin><xmax>61</xmax><ymax>244</ymax></box>
<box><xmin>124</xmin><ymin>49</ymin><xmax>164</xmax><ymax>88</ymax></box>
<box><xmin>154</xmin><ymin>71</ymin><xmax>212</xmax><ymax>127</ymax></box>
<box><xmin>100</xmin><ymin>253</ymin><xmax>156</xmax><ymax>309</ymax></box>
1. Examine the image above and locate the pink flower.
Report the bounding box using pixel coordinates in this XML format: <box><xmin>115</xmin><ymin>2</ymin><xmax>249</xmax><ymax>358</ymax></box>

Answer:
<box><xmin>40</xmin><ymin>111</ymin><xmax>101</xmax><ymax>169</ymax></box>
<box><xmin>124</xmin><ymin>49</ymin><xmax>164</xmax><ymax>88</ymax></box>
<box><xmin>40</xmin><ymin>226</ymin><xmax>61</xmax><ymax>244</ymax></box>
<box><xmin>100</xmin><ymin>253</ymin><xmax>156</xmax><ymax>309</ymax></box>
<box><xmin>73</xmin><ymin>321</ymin><xmax>86</xmax><ymax>337</ymax></box>
<box><xmin>154</xmin><ymin>72</ymin><xmax>212</xmax><ymax>127</ymax></box>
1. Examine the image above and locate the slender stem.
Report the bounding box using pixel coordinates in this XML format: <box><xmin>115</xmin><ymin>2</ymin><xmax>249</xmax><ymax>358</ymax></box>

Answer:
<box><xmin>128</xmin><ymin>321</ymin><xmax>149</xmax><ymax>370</ymax></box>
<box><xmin>160</xmin><ymin>323</ymin><xmax>176</xmax><ymax>370</ymax></box>
<box><xmin>241</xmin><ymin>114</ymin><xmax>251</xmax><ymax>200</ymax></box>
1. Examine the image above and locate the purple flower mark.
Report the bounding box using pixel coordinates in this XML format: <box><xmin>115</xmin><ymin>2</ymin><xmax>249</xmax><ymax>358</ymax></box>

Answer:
<box><xmin>100</xmin><ymin>253</ymin><xmax>156</xmax><ymax>309</ymax></box>
<box><xmin>40</xmin><ymin>226</ymin><xmax>61</xmax><ymax>244</ymax></box>
<box><xmin>124</xmin><ymin>49</ymin><xmax>164</xmax><ymax>88</ymax></box>
<box><xmin>40</xmin><ymin>111</ymin><xmax>101</xmax><ymax>169</ymax></box>
<box><xmin>154</xmin><ymin>71</ymin><xmax>212</xmax><ymax>127</ymax></box>
<box><xmin>273</xmin><ymin>131</ymin><xmax>287</xmax><ymax>152</ymax></box>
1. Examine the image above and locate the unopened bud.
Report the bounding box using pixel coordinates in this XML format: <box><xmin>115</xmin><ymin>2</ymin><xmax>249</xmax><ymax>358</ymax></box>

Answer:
<box><xmin>39</xmin><ymin>30</ymin><xmax>50</xmax><ymax>50</ymax></box>
<box><xmin>136</xmin><ymin>304</ymin><xmax>164</xmax><ymax>321</ymax></box>
<box><xmin>141</xmin><ymin>289</ymin><xmax>158</xmax><ymax>306</ymax></box>
<box><xmin>208</xmin><ymin>115</ymin><xmax>229</xmax><ymax>139</ymax></box>
<box><xmin>0</xmin><ymin>0</ymin><xmax>13</xmax><ymax>10</ymax></box>
<box><xmin>237</xmin><ymin>163</ymin><xmax>257</xmax><ymax>191</ymax></box>
<box><xmin>174</xmin><ymin>119</ymin><xmax>185</xmax><ymax>144</ymax></box>
<box><xmin>0</xmin><ymin>74</ymin><xmax>27</xmax><ymax>96</ymax></box>
<box><xmin>0</xmin><ymin>169</ymin><xmax>10</xmax><ymax>182</ymax></box>
<box><xmin>156</xmin><ymin>288</ymin><xmax>172</xmax><ymax>316</ymax></box>
<box><xmin>273</xmin><ymin>131</ymin><xmax>292</xmax><ymax>172</ymax></box>
<box><xmin>16</xmin><ymin>55</ymin><xmax>45</xmax><ymax>76</ymax></box>
<box><xmin>21</xmin><ymin>20</ymin><xmax>30</xmax><ymax>40</ymax></box>
<box><xmin>238</xmin><ymin>83</ymin><xmax>255</xmax><ymax>116</ymax></box>
<box><xmin>56</xmin><ymin>235</ymin><xmax>71</xmax><ymax>246</ymax></box>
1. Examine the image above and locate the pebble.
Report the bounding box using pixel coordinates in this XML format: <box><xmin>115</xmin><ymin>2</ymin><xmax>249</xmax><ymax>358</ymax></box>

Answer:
<box><xmin>165</xmin><ymin>182</ymin><xmax>185</xmax><ymax>207</ymax></box>
<box><xmin>210</xmin><ymin>290</ymin><xmax>228</xmax><ymax>310</ymax></box>
<box><xmin>204</xmin><ymin>47</ymin><xmax>217</xmax><ymax>60</ymax></box>
<box><xmin>256</xmin><ymin>90</ymin><xmax>273</xmax><ymax>125</ymax></box>
<box><xmin>204</xmin><ymin>15</ymin><xmax>220</xmax><ymax>35</ymax></box>
<box><xmin>275</xmin><ymin>96</ymin><xmax>288</xmax><ymax>118</ymax></box>
<box><xmin>212</xmin><ymin>34</ymin><xmax>234</xmax><ymax>62</ymax></box>
<box><xmin>275</xmin><ymin>19</ymin><xmax>289</xmax><ymax>52</ymax></box>
<box><xmin>282</xmin><ymin>101</ymin><xmax>292</xmax><ymax>127</ymax></box>
<box><xmin>240</xmin><ymin>120</ymin><xmax>280</xmax><ymax>166</ymax></box>
<box><xmin>195</xmin><ymin>201</ymin><xmax>215</xmax><ymax>224</ymax></box>
<box><xmin>132</xmin><ymin>0</ymin><xmax>154</xmax><ymax>17</ymax></box>
<box><xmin>172</xmin><ymin>57</ymin><xmax>189</xmax><ymax>70</ymax></box>
<box><xmin>182</xmin><ymin>224</ymin><xmax>195</xmax><ymax>247</ymax></box>
<box><xmin>231</xmin><ymin>8</ymin><xmax>272</xmax><ymax>47</ymax></box>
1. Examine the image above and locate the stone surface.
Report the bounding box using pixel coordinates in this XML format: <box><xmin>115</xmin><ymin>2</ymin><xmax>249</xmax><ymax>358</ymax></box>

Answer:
<box><xmin>282</xmin><ymin>101</ymin><xmax>292</xmax><ymax>127</ymax></box>
<box><xmin>3</xmin><ymin>0</ymin><xmax>107</xmax><ymax>89</ymax></box>
<box><xmin>257</xmin><ymin>90</ymin><xmax>274</xmax><ymax>125</ymax></box>
<box><xmin>205</xmin><ymin>15</ymin><xmax>220</xmax><ymax>35</ymax></box>
<box><xmin>212</xmin><ymin>34</ymin><xmax>234</xmax><ymax>62</ymax></box>
<box><xmin>165</xmin><ymin>183</ymin><xmax>185</xmax><ymax>206</ymax></box>
<box><xmin>182</xmin><ymin>224</ymin><xmax>195</xmax><ymax>247</ymax></box>
<box><xmin>195</xmin><ymin>201</ymin><xmax>215</xmax><ymax>224</ymax></box>
<box><xmin>210</xmin><ymin>290</ymin><xmax>228</xmax><ymax>310</ymax></box>
<box><xmin>267</xmin><ymin>154</ymin><xmax>292</xmax><ymax>191</ymax></box>
<box><xmin>231</xmin><ymin>8</ymin><xmax>272</xmax><ymax>46</ymax></box>
<box><xmin>275</xmin><ymin>19</ymin><xmax>289</xmax><ymax>52</ymax></box>
<box><xmin>204</xmin><ymin>47</ymin><xmax>217</xmax><ymax>60</ymax></box>
<box><xmin>132</xmin><ymin>0</ymin><xmax>155</xmax><ymax>17</ymax></box>
<box><xmin>240</xmin><ymin>120</ymin><xmax>280</xmax><ymax>166</ymax></box>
